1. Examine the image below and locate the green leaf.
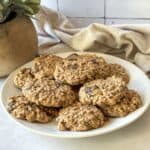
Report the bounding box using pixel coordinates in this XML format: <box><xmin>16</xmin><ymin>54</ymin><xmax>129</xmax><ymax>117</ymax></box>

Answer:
<box><xmin>0</xmin><ymin>0</ymin><xmax>41</xmax><ymax>23</ymax></box>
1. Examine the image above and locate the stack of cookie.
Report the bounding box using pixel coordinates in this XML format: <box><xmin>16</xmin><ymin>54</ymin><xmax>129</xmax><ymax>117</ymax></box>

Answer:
<box><xmin>8</xmin><ymin>53</ymin><xmax>142</xmax><ymax>131</ymax></box>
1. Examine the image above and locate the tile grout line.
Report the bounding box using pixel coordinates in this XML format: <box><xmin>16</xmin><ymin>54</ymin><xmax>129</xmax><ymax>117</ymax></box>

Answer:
<box><xmin>104</xmin><ymin>0</ymin><xmax>106</xmax><ymax>24</ymax></box>
<box><xmin>68</xmin><ymin>17</ymin><xmax>104</xmax><ymax>19</ymax></box>
<box><xmin>68</xmin><ymin>17</ymin><xmax>150</xmax><ymax>20</ymax></box>
<box><xmin>105</xmin><ymin>17</ymin><xmax>150</xmax><ymax>20</ymax></box>
<box><xmin>56</xmin><ymin>0</ymin><xmax>59</xmax><ymax>11</ymax></box>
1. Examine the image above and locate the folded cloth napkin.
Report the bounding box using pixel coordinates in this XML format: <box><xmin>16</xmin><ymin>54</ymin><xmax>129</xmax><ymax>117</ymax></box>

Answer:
<box><xmin>33</xmin><ymin>6</ymin><xmax>150</xmax><ymax>76</ymax></box>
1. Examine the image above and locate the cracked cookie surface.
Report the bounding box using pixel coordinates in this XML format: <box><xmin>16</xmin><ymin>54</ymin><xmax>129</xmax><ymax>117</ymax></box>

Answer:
<box><xmin>109</xmin><ymin>64</ymin><xmax>129</xmax><ymax>84</ymax></box>
<box><xmin>32</xmin><ymin>54</ymin><xmax>63</xmax><ymax>79</ymax></box>
<box><xmin>79</xmin><ymin>76</ymin><xmax>127</xmax><ymax>106</ymax></box>
<box><xmin>54</xmin><ymin>54</ymin><xmax>110</xmax><ymax>85</ymax></box>
<box><xmin>57</xmin><ymin>103</ymin><xmax>105</xmax><ymax>131</ymax></box>
<box><xmin>14</xmin><ymin>68</ymin><xmax>34</xmax><ymax>89</ymax></box>
<box><xmin>7</xmin><ymin>95</ymin><xmax>58</xmax><ymax>123</ymax></box>
<box><xmin>22</xmin><ymin>78</ymin><xmax>76</xmax><ymax>107</ymax></box>
<box><xmin>100</xmin><ymin>90</ymin><xmax>142</xmax><ymax>117</ymax></box>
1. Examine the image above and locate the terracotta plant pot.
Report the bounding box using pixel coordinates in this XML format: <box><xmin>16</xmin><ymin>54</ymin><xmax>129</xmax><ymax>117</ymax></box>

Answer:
<box><xmin>0</xmin><ymin>15</ymin><xmax>38</xmax><ymax>77</ymax></box>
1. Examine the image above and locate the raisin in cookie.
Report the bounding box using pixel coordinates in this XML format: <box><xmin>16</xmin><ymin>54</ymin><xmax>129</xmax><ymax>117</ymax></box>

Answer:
<box><xmin>14</xmin><ymin>68</ymin><xmax>34</xmax><ymax>89</ymax></box>
<box><xmin>57</xmin><ymin>103</ymin><xmax>105</xmax><ymax>131</ymax></box>
<box><xmin>109</xmin><ymin>64</ymin><xmax>129</xmax><ymax>84</ymax></box>
<box><xmin>7</xmin><ymin>95</ymin><xmax>58</xmax><ymax>123</ymax></box>
<box><xmin>100</xmin><ymin>90</ymin><xmax>142</xmax><ymax>117</ymax></box>
<box><xmin>79</xmin><ymin>76</ymin><xmax>127</xmax><ymax>106</ymax></box>
<box><xmin>66</xmin><ymin>53</ymin><xmax>80</xmax><ymax>60</ymax></box>
<box><xmin>54</xmin><ymin>54</ymin><xmax>109</xmax><ymax>85</ymax></box>
<box><xmin>32</xmin><ymin>54</ymin><xmax>63</xmax><ymax>79</ymax></box>
<box><xmin>22</xmin><ymin>78</ymin><xmax>76</xmax><ymax>107</ymax></box>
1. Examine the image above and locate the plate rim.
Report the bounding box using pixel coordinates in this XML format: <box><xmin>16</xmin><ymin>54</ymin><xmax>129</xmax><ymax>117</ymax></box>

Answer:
<box><xmin>1</xmin><ymin>51</ymin><xmax>150</xmax><ymax>138</ymax></box>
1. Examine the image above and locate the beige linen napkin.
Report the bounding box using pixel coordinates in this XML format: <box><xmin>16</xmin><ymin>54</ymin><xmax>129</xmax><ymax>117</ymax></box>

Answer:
<box><xmin>33</xmin><ymin>6</ymin><xmax>150</xmax><ymax>76</ymax></box>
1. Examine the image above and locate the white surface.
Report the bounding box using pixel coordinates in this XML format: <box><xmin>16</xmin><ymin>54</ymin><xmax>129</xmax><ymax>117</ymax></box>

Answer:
<box><xmin>106</xmin><ymin>0</ymin><xmax>150</xmax><ymax>18</ymax></box>
<box><xmin>1</xmin><ymin>52</ymin><xmax>150</xmax><ymax>140</ymax></box>
<box><xmin>58</xmin><ymin>0</ymin><xmax>104</xmax><ymax>17</ymax></box>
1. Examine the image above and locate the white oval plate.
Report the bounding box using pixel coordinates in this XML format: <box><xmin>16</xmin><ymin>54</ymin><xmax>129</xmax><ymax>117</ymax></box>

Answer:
<box><xmin>1</xmin><ymin>52</ymin><xmax>150</xmax><ymax>138</ymax></box>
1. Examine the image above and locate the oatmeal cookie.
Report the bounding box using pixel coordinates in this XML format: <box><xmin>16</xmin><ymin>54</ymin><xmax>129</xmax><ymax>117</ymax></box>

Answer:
<box><xmin>109</xmin><ymin>64</ymin><xmax>129</xmax><ymax>84</ymax></box>
<box><xmin>32</xmin><ymin>54</ymin><xmax>63</xmax><ymax>79</ymax></box>
<box><xmin>100</xmin><ymin>90</ymin><xmax>142</xmax><ymax>117</ymax></box>
<box><xmin>22</xmin><ymin>78</ymin><xmax>76</xmax><ymax>107</ymax></box>
<box><xmin>7</xmin><ymin>95</ymin><xmax>58</xmax><ymax>123</ymax></box>
<box><xmin>54</xmin><ymin>53</ymin><xmax>110</xmax><ymax>85</ymax></box>
<box><xmin>57</xmin><ymin>103</ymin><xmax>105</xmax><ymax>131</ymax></box>
<box><xmin>14</xmin><ymin>68</ymin><xmax>34</xmax><ymax>89</ymax></box>
<box><xmin>79</xmin><ymin>76</ymin><xmax>127</xmax><ymax>106</ymax></box>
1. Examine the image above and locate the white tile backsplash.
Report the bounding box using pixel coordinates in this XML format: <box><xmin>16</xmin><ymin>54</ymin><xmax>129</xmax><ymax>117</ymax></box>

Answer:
<box><xmin>106</xmin><ymin>0</ymin><xmax>150</xmax><ymax>18</ymax></box>
<box><xmin>41</xmin><ymin>0</ymin><xmax>150</xmax><ymax>26</ymax></box>
<box><xmin>69</xmin><ymin>18</ymin><xmax>104</xmax><ymax>27</ymax></box>
<box><xmin>41</xmin><ymin>0</ymin><xmax>57</xmax><ymax>10</ymax></box>
<box><xmin>58</xmin><ymin>0</ymin><xmax>104</xmax><ymax>17</ymax></box>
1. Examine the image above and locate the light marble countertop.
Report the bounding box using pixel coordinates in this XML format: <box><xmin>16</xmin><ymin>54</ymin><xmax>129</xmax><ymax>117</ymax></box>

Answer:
<box><xmin>0</xmin><ymin>78</ymin><xmax>150</xmax><ymax>150</ymax></box>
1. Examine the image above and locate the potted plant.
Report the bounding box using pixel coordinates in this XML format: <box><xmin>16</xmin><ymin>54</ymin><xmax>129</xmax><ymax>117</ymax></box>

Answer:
<box><xmin>0</xmin><ymin>0</ymin><xmax>40</xmax><ymax>77</ymax></box>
